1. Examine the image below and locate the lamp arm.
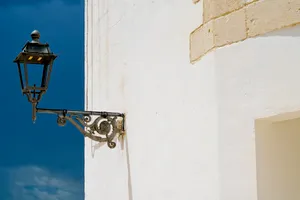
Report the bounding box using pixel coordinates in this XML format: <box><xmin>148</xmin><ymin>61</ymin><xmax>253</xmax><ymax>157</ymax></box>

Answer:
<box><xmin>34</xmin><ymin>107</ymin><xmax>125</xmax><ymax>149</ymax></box>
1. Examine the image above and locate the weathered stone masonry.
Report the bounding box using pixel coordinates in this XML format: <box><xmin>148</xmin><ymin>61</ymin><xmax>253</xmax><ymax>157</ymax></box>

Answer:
<box><xmin>190</xmin><ymin>0</ymin><xmax>300</xmax><ymax>63</ymax></box>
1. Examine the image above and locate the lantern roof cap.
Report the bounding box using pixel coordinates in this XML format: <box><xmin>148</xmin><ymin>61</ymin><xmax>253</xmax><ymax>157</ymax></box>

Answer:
<box><xmin>13</xmin><ymin>30</ymin><xmax>57</xmax><ymax>64</ymax></box>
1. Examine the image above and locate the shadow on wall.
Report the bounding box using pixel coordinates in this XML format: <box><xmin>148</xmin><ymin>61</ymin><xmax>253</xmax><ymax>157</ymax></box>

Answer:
<box><xmin>88</xmin><ymin>135</ymin><xmax>133</xmax><ymax>200</ymax></box>
<box><xmin>255</xmin><ymin>115</ymin><xmax>300</xmax><ymax>200</ymax></box>
<box><xmin>90</xmin><ymin>136</ymin><xmax>125</xmax><ymax>157</ymax></box>
<box><xmin>125</xmin><ymin>137</ymin><xmax>133</xmax><ymax>200</ymax></box>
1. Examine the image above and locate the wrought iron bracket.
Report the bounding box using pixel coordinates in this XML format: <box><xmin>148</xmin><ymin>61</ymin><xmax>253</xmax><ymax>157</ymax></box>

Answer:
<box><xmin>33</xmin><ymin>106</ymin><xmax>125</xmax><ymax>149</ymax></box>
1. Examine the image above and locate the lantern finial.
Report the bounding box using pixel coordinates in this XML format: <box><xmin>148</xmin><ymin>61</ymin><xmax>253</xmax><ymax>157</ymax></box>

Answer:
<box><xmin>31</xmin><ymin>30</ymin><xmax>40</xmax><ymax>43</ymax></box>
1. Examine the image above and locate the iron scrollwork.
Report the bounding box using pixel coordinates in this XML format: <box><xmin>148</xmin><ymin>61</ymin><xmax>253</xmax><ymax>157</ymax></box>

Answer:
<box><xmin>36</xmin><ymin>108</ymin><xmax>125</xmax><ymax>149</ymax></box>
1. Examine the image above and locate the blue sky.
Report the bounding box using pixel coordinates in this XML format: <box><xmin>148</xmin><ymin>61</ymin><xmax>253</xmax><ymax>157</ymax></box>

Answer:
<box><xmin>0</xmin><ymin>0</ymin><xmax>84</xmax><ymax>199</ymax></box>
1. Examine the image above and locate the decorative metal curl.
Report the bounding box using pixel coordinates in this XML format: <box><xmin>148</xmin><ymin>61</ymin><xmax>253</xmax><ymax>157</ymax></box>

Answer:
<box><xmin>57</xmin><ymin>116</ymin><xmax>67</xmax><ymax>126</ymax></box>
<box><xmin>35</xmin><ymin>107</ymin><xmax>125</xmax><ymax>149</ymax></box>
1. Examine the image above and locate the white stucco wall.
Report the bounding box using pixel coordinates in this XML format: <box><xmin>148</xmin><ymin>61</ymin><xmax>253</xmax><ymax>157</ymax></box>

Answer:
<box><xmin>215</xmin><ymin>25</ymin><xmax>300</xmax><ymax>200</ymax></box>
<box><xmin>85</xmin><ymin>0</ymin><xmax>300</xmax><ymax>199</ymax></box>
<box><xmin>85</xmin><ymin>1</ymin><xmax>219</xmax><ymax>200</ymax></box>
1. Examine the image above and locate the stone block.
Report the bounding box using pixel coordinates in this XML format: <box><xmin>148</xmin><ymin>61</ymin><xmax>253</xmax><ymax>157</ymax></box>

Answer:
<box><xmin>203</xmin><ymin>0</ymin><xmax>244</xmax><ymax>23</ymax></box>
<box><xmin>190</xmin><ymin>21</ymin><xmax>214</xmax><ymax>62</ymax></box>
<box><xmin>246</xmin><ymin>0</ymin><xmax>300</xmax><ymax>37</ymax></box>
<box><xmin>214</xmin><ymin>8</ymin><xmax>247</xmax><ymax>47</ymax></box>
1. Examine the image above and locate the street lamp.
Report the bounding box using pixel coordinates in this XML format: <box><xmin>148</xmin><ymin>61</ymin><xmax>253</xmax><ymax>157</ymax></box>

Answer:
<box><xmin>13</xmin><ymin>30</ymin><xmax>125</xmax><ymax>149</ymax></box>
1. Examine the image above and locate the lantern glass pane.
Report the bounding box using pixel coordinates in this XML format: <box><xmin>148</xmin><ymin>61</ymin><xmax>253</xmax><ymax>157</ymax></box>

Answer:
<box><xmin>26</xmin><ymin>45</ymin><xmax>49</xmax><ymax>54</ymax></box>
<box><xmin>22</xmin><ymin>43</ymin><xmax>50</xmax><ymax>54</ymax></box>
<box><xmin>27</xmin><ymin>63</ymin><xmax>46</xmax><ymax>89</ymax></box>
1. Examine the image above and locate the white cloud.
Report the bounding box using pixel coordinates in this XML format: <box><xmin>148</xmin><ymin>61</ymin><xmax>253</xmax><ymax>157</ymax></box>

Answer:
<box><xmin>6</xmin><ymin>166</ymin><xmax>83</xmax><ymax>200</ymax></box>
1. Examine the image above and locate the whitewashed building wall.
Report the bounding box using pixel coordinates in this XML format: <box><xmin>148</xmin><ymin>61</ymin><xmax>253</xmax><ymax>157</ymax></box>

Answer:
<box><xmin>85</xmin><ymin>0</ymin><xmax>300</xmax><ymax>200</ymax></box>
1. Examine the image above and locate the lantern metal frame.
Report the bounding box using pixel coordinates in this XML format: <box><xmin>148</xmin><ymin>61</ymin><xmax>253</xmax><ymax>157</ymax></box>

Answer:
<box><xmin>14</xmin><ymin>42</ymin><xmax>56</xmax><ymax>119</ymax></box>
<box><xmin>13</xmin><ymin>30</ymin><xmax>125</xmax><ymax>149</ymax></box>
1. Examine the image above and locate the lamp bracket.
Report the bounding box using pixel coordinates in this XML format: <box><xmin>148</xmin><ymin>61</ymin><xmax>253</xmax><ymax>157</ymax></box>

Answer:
<box><xmin>35</xmin><ymin>107</ymin><xmax>125</xmax><ymax>149</ymax></box>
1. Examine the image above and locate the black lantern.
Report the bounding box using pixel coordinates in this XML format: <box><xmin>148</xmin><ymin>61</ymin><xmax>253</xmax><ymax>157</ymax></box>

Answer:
<box><xmin>13</xmin><ymin>30</ymin><xmax>57</xmax><ymax>110</ymax></box>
